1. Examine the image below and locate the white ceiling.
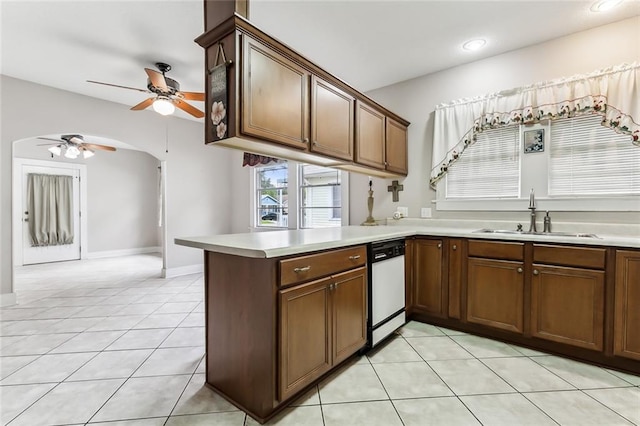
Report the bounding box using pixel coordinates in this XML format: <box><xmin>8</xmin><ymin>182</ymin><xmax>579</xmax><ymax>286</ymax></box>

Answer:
<box><xmin>2</xmin><ymin>0</ymin><xmax>639</xmax><ymax>122</ymax></box>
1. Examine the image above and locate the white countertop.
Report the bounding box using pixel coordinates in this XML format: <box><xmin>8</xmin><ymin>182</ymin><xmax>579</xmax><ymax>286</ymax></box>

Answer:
<box><xmin>175</xmin><ymin>224</ymin><xmax>640</xmax><ymax>258</ymax></box>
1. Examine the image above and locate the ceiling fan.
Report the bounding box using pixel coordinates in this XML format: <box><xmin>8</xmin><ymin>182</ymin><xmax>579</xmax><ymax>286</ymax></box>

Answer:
<box><xmin>87</xmin><ymin>62</ymin><xmax>205</xmax><ymax>118</ymax></box>
<box><xmin>38</xmin><ymin>134</ymin><xmax>116</xmax><ymax>159</ymax></box>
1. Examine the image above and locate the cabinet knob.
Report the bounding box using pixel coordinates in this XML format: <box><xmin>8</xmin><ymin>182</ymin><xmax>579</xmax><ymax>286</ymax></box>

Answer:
<box><xmin>348</xmin><ymin>255</ymin><xmax>361</xmax><ymax>261</ymax></box>
<box><xmin>303</xmin><ymin>138</ymin><xmax>309</xmax><ymax>143</ymax></box>
<box><xmin>293</xmin><ymin>266</ymin><xmax>311</xmax><ymax>273</ymax></box>
<box><xmin>533</xmin><ymin>269</ymin><xmax>539</xmax><ymax>275</ymax></box>
<box><xmin>437</xmin><ymin>243</ymin><xmax>442</xmax><ymax>249</ymax></box>
<box><xmin>452</xmin><ymin>245</ymin><xmax>457</xmax><ymax>251</ymax></box>
<box><xmin>517</xmin><ymin>267</ymin><xmax>523</xmax><ymax>273</ymax></box>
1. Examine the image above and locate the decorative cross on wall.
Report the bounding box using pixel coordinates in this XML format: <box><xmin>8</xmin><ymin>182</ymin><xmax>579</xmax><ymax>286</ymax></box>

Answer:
<box><xmin>387</xmin><ymin>180</ymin><xmax>404</xmax><ymax>202</ymax></box>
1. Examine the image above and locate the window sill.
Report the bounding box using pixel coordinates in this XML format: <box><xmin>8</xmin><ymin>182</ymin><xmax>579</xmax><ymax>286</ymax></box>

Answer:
<box><xmin>436</xmin><ymin>197</ymin><xmax>640</xmax><ymax>212</ymax></box>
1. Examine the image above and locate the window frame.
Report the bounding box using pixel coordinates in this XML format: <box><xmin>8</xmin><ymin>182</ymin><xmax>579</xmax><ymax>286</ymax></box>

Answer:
<box><xmin>251</xmin><ymin>160</ymin><xmax>349</xmax><ymax>230</ymax></box>
<box><xmin>436</xmin><ymin>118</ymin><xmax>640</xmax><ymax>212</ymax></box>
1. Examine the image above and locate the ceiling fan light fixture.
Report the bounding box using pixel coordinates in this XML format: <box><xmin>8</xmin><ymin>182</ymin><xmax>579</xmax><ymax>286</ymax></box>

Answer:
<box><xmin>65</xmin><ymin>145</ymin><xmax>80</xmax><ymax>159</ymax></box>
<box><xmin>152</xmin><ymin>97</ymin><xmax>175</xmax><ymax>116</ymax></box>
<box><xmin>48</xmin><ymin>145</ymin><xmax>62</xmax><ymax>156</ymax></box>
<box><xmin>82</xmin><ymin>149</ymin><xmax>95</xmax><ymax>159</ymax></box>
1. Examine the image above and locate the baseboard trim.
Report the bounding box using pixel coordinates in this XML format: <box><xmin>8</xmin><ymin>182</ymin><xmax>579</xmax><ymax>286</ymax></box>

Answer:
<box><xmin>86</xmin><ymin>247</ymin><xmax>161</xmax><ymax>259</ymax></box>
<box><xmin>162</xmin><ymin>264</ymin><xmax>204</xmax><ymax>278</ymax></box>
<box><xmin>0</xmin><ymin>292</ymin><xmax>17</xmax><ymax>307</ymax></box>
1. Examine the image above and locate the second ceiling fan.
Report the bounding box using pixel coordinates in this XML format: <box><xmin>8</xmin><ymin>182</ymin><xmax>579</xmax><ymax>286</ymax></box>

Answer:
<box><xmin>88</xmin><ymin>62</ymin><xmax>204</xmax><ymax>118</ymax></box>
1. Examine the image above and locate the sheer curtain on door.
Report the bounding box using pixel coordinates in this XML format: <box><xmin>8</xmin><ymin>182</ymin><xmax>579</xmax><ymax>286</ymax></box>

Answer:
<box><xmin>27</xmin><ymin>173</ymin><xmax>74</xmax><ymax>246</ymax></box>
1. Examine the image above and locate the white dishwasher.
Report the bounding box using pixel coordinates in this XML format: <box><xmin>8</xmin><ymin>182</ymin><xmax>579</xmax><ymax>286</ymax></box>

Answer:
<box><xmin>367</xmin><ymin>239</ymin><xmax>406</xmax><ymax>348</ymax></box>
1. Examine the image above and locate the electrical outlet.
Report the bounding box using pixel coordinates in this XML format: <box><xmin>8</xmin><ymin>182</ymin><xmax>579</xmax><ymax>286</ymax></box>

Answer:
<box><xmin>421</xmin><ymin>208</ymin><xmax>432</xmax><ymax>218</ymax></box>
<box><xmin>397</xmin><ymin>207</ymin><xmax>408</xmax><ymax>217</ymax></box>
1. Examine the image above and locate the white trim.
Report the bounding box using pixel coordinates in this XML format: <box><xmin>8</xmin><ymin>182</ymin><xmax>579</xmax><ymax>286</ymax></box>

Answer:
<box><xmin>162</xmin><ymin>263</ymin><xmax>204</xmax><ymax>278</ymax></box>
<box><xmin>435</xmin><ymin>196</ymin><xmax>640</xmax><ymax>212</ymax></box>
<box><xmin>0</xmin><ymin>292</ymin><xmax>17</xmax><ymax>307</ymax></box>
<box><xmin>86</xmin><ymin>247</ymin><xmax>161</xmax><ymax>259</ymax></box>
<box><xmin>12</xmin><ymin>157</ymin><xmax>88</xmax><ymax>266</ymax></box>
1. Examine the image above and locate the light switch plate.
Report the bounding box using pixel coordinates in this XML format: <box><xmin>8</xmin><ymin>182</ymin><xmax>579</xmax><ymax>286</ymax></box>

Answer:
<box><xmin>397</xmin><ymin>207</ymin><xmax>408</xmax><ymax>217</ymax></box>
<box><xmin>421</xmin><ymin>208</ymin><xmax>432</xmax><ymax>218</ymax></box>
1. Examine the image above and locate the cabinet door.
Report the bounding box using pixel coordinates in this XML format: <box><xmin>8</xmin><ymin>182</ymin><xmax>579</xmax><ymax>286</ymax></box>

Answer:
<box><xmin>242</xmin><ymin>36</ymin><xmax>309</xmax><ymax>149</ymax></box>
<box><xmin>279</xmin><ymin>278</ymin><xmax>331</xmax><ymax>401</ymax></box>
<box><xmin>531</xmin><ymin>265</ymin><xmax>604</xmax><ymax>351</ymax></box>
<box><xmin>614</xmin><ymin>250</ymin><xmax>640</xmax><ymax>360</ymax></box>
<box><xmin>310</xmin><ymin>76</ymin><xmax>354</xmax><ymax>161</ymax></box>
<box><xmin>385</xmin><ymin>117</ymin><xmax>408</xmax><ymax>175</ymax></box>
<box><xmin>355</xmin><ymin>101</ymin><xmax>385</xmax><ymax>169</ymax></box>
<box><xmin>331</xmin><ymin>267</ymin><xmax>367</xmax><ymax>365</ymax></box>
<box><xmin>413</xmin><ymin>239</ymin><xmax>447</xmax><ymax>317</ymax></box>
<box><xmin>467</xmin><ymin>258</ymin><xmax>524</xmax><ymax>333</ymax></box>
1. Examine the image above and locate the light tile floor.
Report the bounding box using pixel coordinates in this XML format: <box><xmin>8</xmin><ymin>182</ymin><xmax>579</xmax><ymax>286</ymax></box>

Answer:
<box><xmin>1</xmin><ymin>254</ymin><xmax>639</xmax><ymax>425</ymax></box>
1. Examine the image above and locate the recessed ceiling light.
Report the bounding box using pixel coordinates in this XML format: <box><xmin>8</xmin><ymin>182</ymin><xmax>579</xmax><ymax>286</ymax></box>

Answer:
<box><xmin>590</xmin><ymin>0</ymin><xmax>623</xmax><ymax>12</ymax></box>
<box><xmin>462</xmin><ymin>39</ymin><xmax>487</xmax><ymax>51</ymax></box>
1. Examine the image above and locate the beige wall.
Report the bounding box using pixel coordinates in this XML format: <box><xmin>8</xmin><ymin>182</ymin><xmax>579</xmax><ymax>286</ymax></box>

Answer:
<box><xmin>356</xmin><ymin>16</ymin><xmax>640</xmax><ymax>225</ymax></box>
<box><xmin>1</xmin><ymin>76</ymin><xmax>234</xmax><ymax>301</ymax></box>
<box><xmin>14</xmin><ymin>141</ymin><xmax>161</xmax><ymax>253</ymax></box>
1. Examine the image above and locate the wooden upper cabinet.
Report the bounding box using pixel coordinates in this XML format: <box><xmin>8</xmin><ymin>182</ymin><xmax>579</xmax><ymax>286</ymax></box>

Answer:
<box><xmin>385</xmin><ymin>117</ymin><xmax>408</xmax><ymax>175</ymax></box>
<box><xmin>310</xmin><ymin>76</ymin><xmax>354</xmax><ymax>161</ymax></box>
<box><xmin>355</xmin><ymin>101</ymin><xmax>386</xmax><ymax>169</ymax></box>
<box><xmin>614</xmin><ymin>250</ymin><xmax>640</xmax><ymax>360</ymax></box>
<box><xmin>242</xmin><ymin>35</ymin><xmax>309</xmax><ymax>149</ymax></box>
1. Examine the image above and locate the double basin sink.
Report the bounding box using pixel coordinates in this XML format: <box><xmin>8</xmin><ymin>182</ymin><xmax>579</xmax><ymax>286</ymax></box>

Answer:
<box><xmin>474</xmin><ymin>229</ymin><xmax>600</xmax><ymax>238</ymax></box>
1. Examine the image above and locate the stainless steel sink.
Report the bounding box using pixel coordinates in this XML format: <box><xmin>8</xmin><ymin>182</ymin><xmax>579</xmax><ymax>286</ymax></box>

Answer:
<box><xmin>473</xmin><ymin>229</ymin><xmax>600</xmax><ymax>238</ymax></box>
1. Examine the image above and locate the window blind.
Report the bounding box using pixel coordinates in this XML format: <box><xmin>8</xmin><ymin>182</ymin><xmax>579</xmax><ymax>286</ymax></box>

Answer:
<box><xmin>446</xmin><ymin>125</ymin><xmax>520</xmax><ymax>198</ymax></box>
<box><xmin>549</xmin><ymin>115</ymin><xmax>640</xmax><ymax>196</ymax></box>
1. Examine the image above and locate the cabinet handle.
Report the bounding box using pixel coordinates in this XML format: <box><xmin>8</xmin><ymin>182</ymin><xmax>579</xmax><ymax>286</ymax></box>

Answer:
<box><xmin>293</xmin><ymin>266</ymin><xmax>311</xmax><ymax>273</ymax></box>
<box><xmin>517</xmin><ymin>267</ymin><xmax>523</xmax><ymax>273</ymax></box>
<box><xmin>452</xmin><ymin>245</ymin><xmax>457</xmax><ymax>250</ymax></box>
<box><xmin>329</xmin><ymin>283</ymin><xmax>335</xmax><ymax>291</ymax></box>
<box><xmin>303</xmin><ymin>138</ymin><xmax>309</xmax><ymax>143</ymax></box>
<box><xmin>437</xmin><ymin>243</ymin><xmax>442</xmax><ymax>249</ymax></box>
<box><xmin>533</xmin><ymin>269</ymin><xmax>539</xmax><ymax>275</ymax></box>
<box><xmin>348</xmin><ymin>255</ymin><xmax>361</xmax><ymax>260</ymax></box>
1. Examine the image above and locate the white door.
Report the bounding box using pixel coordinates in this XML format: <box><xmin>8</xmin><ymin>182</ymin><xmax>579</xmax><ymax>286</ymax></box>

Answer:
<box><xmin>22</xmin><ymin>164</ymin><xmax>81</xmax><ymax>265</ymax></box>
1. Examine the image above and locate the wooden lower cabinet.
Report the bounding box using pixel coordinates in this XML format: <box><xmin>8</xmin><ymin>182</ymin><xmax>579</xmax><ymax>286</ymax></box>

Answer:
<box><xmin>410</xmin><ymin>238</ymin><xmax>447</xmax><ymax>317</ymax></box>
<box><xmin>467</xmin><ymin>258</ymin><xmax>524</xmax><ymax>333</ymax></box>
<box><xmin>531</xmin><ymin>264</ymin><xmax>604</xmax><ymax>351</ymax></box>
<box><xmin>332</xmin><ymin>268</ymin><xmax>367</xmax><ymax>365</ymax></box>
<box><xmin>278</xmin><ymin>266</ymin><xmax>366</xmax><ymax>401</ymax></box>
<box><xmin>279</xmin><ymin>278</ymin><xmax>331</xmax><ymax>401</ymax></box>
<box><xmin>614</xmin><ymin>250</ymin><xmax>640</xmax><ymax>360</ymax></box>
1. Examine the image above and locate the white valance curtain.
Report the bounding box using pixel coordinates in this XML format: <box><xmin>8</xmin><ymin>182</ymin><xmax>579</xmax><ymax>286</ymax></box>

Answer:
<box><xmin>430</xmin><ymin>62</ymin><xmax>640</xmax><ymax>189</ymax></box>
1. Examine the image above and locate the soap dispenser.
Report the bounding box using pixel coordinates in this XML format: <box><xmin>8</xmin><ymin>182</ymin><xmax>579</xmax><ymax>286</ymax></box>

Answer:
<box><xmin>543</xmin><ymin>211</ymin><xmax>552</xmax><ymax>233</ymax></box>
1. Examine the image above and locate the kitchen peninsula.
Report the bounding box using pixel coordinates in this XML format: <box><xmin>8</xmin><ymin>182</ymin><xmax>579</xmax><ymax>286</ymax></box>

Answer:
<box><xmin>176</xmin><ymin>225</ymin><xmax>640</xmax><ymax>423</ymax></box>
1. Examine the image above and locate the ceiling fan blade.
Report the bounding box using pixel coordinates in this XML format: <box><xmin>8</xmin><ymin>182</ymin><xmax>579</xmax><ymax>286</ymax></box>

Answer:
<box><xmin>87</xmin><ymin>80</ymin><xmax>150</xmax><ymax>94</ymax></box>
<box><xmin>82</xmin><ymin>143</ymin><xmax>116</xmax><ymax>152</ymax></box>
<box><xmin>131</xmin><ymin>97</ymin><xmax>155</xmax><ymax>111</ymax></box>
<box><xmin>174</xmin><ymin>99</ymin><xmax>205</xmax><ymax>118</ymax></box>
<box><xmin>145</xmin><ymin>68</ymin><xmax>168</xmax><ymax>91</ymax></box>
<box><xmin>37</xmin><ymin>137</ymin><xmax>63</xmax><ymax>142</ymax></box>
<box><xmin>179</xmin><ymin>91</ymin><xmax>205</xmax><ymax>101</ymax></box>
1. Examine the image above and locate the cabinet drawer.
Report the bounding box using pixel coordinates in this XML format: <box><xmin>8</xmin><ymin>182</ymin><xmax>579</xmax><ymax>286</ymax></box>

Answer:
<box><xmin>533</xmin><ymin>244</ymin><xmax>605</xmax><ymax>269</ymax></box>
<box><xmin>468</xmin><ymin>240</ymin><xmax>524</xmax><ymax>261</ymax></box>
<box><xmin>280</xmin><ymin>245</ymin><xmax>367</xmax><ymax>286</ymax></box>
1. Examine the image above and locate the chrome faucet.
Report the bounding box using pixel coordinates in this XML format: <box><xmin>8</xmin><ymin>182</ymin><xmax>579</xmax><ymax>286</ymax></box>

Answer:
<box><xmin>543</xmin><ymin>211</ymin><xmax>552</xmax><ymax>233</ymax></box>
<box><xmin>528</xmin><ymin>189</ymin><xmax>537</xmax><ymax>233</ymax></box>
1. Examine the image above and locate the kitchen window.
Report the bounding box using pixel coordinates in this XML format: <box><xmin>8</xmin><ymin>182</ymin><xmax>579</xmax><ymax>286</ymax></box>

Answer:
<box><xmin>438</xmin><ymin>114</ymin><xmax>640</xmax><ymax>211</ymax></box>
<box><xmin>254</xmin><ymin>161</ymin><xmax>348</xmax><ymax>229</ymax></box>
